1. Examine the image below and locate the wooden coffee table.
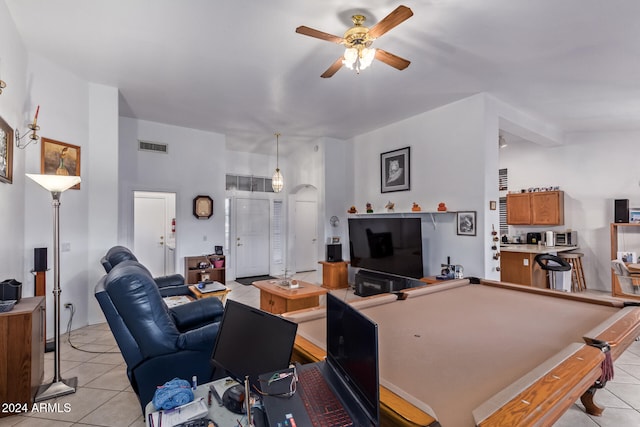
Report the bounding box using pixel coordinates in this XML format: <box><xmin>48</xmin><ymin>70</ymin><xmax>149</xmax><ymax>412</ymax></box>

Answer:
<box><xmin>253</xmin><ymin>280</ymin><xmax>327</xmax><ymax>314</ymax></box>
<box><xmin>188</xmin><ymin>285</ymin><xmax>231</xmax><ymax>303</ymax></box>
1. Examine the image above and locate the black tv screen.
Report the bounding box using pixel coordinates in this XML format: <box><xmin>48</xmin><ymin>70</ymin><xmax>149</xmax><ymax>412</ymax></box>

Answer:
<box><xmin>348</xmin><ymin>217</ymin><xmax>424</xmax><ymax>278</ymax></box>
<box><xmin>210</xmin><ymin>300</ymin><xmax>298</xmax><ymax>390</ymax></box>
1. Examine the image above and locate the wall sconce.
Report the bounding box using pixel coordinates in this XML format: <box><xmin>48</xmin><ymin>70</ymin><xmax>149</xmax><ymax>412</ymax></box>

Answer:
<box><xmin>15</xmin><ymin>105</ymin><xmax>40</xmax><ymax>149</ymax></box>
<box><xmin>0</xmin><ymin>79</ymin><xmax>6</xmax><ymax>95</ymax></box>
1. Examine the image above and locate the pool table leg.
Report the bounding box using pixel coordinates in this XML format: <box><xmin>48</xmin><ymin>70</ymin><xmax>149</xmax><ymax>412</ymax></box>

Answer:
<box><xmin>581</xmin><ymin>387</ymin><xmax>604</xmax><ymax>416</ymax></box>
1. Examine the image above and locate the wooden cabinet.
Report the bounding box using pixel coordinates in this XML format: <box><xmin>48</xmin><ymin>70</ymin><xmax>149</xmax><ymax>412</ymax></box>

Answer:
<box><xmin>184</xmin><ymin>255</ymin><xmax>226</xmax><ymax>284</ymax></box>
<box><xmin>506</xmin><ymin>191</ymin><xmax>564</xmax><ymax>225</ymax></box>
<box><xmin>506</xmin><ymin>193</ymin><xmax>531</xmax><ymax>224</ymax></box>
<box><xmin>0</xmin><ymin>297</ymin><xmax>45</xmax><ymax>416</ymax></box>
<box><xmin>500</xmin><ymin>251</ymin><xmax>547</xmax><ymax>288</ymax></box>
<box><xmin>318</xmin><ymin>261</ymin><xmax>349</xmax><ymax>290</ymax></box>
<box><xmin>610</xmin><ymin>223</ymin><xmax>640</xmax><ymax>299</ymax></box>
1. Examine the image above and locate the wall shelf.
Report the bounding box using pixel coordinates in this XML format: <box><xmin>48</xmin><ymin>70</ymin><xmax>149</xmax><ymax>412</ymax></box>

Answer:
<box><xmin>348</xmin><ymin>211</ymin><xmax>456</xmax><ymax>229</ymax></box>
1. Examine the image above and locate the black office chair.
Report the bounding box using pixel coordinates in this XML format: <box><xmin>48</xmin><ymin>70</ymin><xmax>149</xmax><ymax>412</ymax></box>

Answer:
<box><xmin>534</xmin><ymin>253</ymin><xmax>571</xmax><ymax>290</ymax></box>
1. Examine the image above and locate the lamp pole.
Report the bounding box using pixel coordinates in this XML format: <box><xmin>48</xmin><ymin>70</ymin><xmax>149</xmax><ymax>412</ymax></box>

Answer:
<box><xmin>27</xmin><ymin>174</ymin><xmax>80</xmax><ymax>402</ymax></box>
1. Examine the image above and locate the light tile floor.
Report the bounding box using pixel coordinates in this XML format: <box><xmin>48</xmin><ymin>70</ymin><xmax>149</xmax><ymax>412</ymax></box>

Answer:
<box><xmin>2</xmin><ymin>275</ymin><xmax>640</xmax><ymax>426</ymax></box>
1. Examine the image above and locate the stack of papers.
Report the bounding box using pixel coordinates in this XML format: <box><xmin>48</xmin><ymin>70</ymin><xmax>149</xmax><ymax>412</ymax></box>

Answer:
<box><xmin>163</xmin><ymin>296</ymin><xmax>192</xmax><ymax>308</ymax></box>
<box><xmin>148</xmin><ymin>397</ymin><xmax>208</xmax><ymax>427</ymax></box>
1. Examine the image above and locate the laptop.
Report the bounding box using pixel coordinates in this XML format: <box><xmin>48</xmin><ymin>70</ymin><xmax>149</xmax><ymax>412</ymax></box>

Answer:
<box><xmin>196</xmin><ymin>280</ymin><xmax>227</xmax><ymax>293</ymax></box>
<box><xmin>261</xmin><ymin>293</ymin><xmax>380</xmax><ymax>426</ymax></box>
<box><xmin>210</xmin><ymin>299</ymin><xmax>298</xmax><ymax>392</ymax></box>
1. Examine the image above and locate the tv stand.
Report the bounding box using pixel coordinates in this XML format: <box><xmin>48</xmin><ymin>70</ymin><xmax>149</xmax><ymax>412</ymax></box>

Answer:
<box><xmin>355</xmin><ymin>270</ymin><xmax>410</xmax><ymax>297</ymax></box>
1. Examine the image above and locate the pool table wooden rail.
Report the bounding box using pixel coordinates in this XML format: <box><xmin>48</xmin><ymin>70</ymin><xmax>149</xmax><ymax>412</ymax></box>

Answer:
<box><xmin>285</xmin><ymin>279</ymin><xmax>640</xmax><ymax>427</ymax></box>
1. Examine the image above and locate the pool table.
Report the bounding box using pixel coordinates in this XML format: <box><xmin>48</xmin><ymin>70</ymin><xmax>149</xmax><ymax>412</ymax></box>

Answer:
<box><xmin>282</xmin><ymin>279</ymin><xmax>640</xmax><ymax>427</ymax></box>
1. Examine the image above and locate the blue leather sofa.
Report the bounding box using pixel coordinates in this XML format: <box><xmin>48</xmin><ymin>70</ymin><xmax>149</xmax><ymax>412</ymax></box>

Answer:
<box><xmin>95</xmin><ymin>260</ymin><xmax>223</xmax><ymax>411</ymax></box>
<box><xmin>101</xmin><ymin>245</ymin><xmax>193</xmax><ymax>297</ymax></box>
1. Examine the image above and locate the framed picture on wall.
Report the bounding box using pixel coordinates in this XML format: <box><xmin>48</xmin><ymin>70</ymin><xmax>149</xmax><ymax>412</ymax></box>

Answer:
<box><xmin>457</xmin><ymin>211</ymin><xmax>477</xmax><ymax>236</ymax></box>
<box><xmin>41</xmin><ymin>138</ymin><xmax>81</xmax><ymax>189</ymax></box>
<box><xmin>381</xmin><ymin>146</ymin><xmax>410</xmax><ymax>193</ymax></box>
<box><xmin>0</xmin><ymin>115</ymin><xmax>13</xmax><ymax>184</ymax></box>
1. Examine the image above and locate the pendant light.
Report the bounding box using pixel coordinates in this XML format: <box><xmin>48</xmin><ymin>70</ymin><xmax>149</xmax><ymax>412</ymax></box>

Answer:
<box><xmin>272</xmin><ymin>132</ymin><xmax>284</xmax><ymax>192</ymax></box>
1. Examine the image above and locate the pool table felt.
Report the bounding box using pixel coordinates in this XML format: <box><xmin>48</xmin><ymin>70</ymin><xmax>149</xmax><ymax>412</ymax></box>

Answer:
<box><xmin>288</xmin><ymin>281</ymin><xmax>640</xmax><ymax>426</ymax></box>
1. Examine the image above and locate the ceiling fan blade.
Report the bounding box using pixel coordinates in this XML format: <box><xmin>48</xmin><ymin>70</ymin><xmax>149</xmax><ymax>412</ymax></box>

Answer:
<box><xmin>368</xmin><ymin>5</ymin><xmax>413</xmax><ymax>39</ymax></box>
<box><xmin>295</xmin><ymin>26</ymin><xmax>343</xmax><ymax>44</ymax></box>
<box><xmin>321</xmin><ymin>57</ymin><xmax>344</xmax><ymax>78</ymax></box>
<box><xmin>375</xmin><ymin>49</ymin><xmax>410</xmax><ymax>70</ymax></box>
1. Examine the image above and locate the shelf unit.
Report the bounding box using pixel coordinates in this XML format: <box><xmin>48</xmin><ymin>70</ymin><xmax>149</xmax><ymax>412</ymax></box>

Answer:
<box><xmin>349</xmin><ymin>211</ymin><xmax>456</xmax><ymax>229</ymax></box>
<box><xmin>184</xmin><ymin>254</ymin><xmax>226</xmax><ymax>285</ymax></box>
<box><xmin>0</xmin><ymin>297</ymin><xmax>45</xmax><ymax>416</ymax></box>
<box><xmin>610</xmin><ymin>223</ymin><xmax>640</xmax><ymax>299</ymax></box>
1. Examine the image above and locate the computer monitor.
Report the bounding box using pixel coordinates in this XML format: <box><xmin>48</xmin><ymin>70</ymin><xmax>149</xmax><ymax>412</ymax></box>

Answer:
<box><xmin>326</xmin><ymin>293</ymin><xmax>380</xmax><ymax>425</ymax></box>
<box><xmin>210</xmin><ymin>300</ymin><xmax>298</xmax><ymax>390</ymax></box>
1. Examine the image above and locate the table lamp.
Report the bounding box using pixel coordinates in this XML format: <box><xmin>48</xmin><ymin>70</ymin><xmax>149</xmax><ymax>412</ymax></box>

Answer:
<box><xmin>27</xmin><ymin>173</ymin><xmax>81</xmax><ymax>402</ymax></box>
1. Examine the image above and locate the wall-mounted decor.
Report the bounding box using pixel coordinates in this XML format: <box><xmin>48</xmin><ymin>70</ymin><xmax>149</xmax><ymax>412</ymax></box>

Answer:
<box><xmin>381</xmin><ymin>146</ymin><xmax>410</xmax><ymax>193</ymax></box>
<box><xmin>457</xmin><ymin>211</ymin><xmax>477</xmax><ymax>236</ymax></box>
<box><xmin>41</xmin><ymin>138</ymin><xmax>81</xmax><ymax>189</ymax></box>
<box><xmin>193</xmin><ymin>195</ymin><xmax>213</xmax><ymax>219</ymax></box>
<box><xmin>0</xmin><ymin>115</ymin><xmax>13</xmax><ymax>184</ymax></box>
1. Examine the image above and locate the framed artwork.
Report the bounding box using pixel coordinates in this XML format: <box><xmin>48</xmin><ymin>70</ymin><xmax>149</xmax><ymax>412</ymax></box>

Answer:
<box><xmin>193</xmin><ymin>195</ymin><xmax>214</xmax><ymax>219</ymax></box>
<box><xmin>0</xmin><ymin>115</ymin><xmax>13</xmax><ymax>184</ymax></box>
<box><xmin>41</xmin><ymin>138</ymin><xmax>81</xmax><ymax>189</ymax></box>
<box><xmin>381</xmin><ymin>146</ymin><xmax>410</xmax><ymax>193</ymax></box>
<box><xmin>457</xmin><ymin>211</ymin><xmax>477</xmax><ymax>236</ymax></box>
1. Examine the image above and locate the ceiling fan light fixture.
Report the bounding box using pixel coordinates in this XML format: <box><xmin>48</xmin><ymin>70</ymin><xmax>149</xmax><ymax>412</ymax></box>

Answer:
<box><xmin>343</xmin><ymin>46</ymin><xmax>376</xmax><ymax>73</ymax></box>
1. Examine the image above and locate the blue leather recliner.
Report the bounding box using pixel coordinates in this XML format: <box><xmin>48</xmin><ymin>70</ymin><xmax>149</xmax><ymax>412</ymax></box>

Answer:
<box><xmin>95</xmin><ymin>260</ymin><xmax>224</xmax><ymax>412</ymax></box>
<box><xmin>100</xmin><ymin>245</ymin><xmax>193</xmax><ymax>297</ymax></box>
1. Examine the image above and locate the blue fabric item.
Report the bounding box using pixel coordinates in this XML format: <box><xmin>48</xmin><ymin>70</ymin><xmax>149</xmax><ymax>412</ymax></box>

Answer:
<box><xmin>152</xmin><ymin>378</ymin><xmax>194</xmax><ymax>410</ymax></box>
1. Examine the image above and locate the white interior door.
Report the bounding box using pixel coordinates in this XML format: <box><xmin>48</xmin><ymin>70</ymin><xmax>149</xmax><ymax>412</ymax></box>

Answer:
<box><xmin>134</xmin><ymin>192</ymin><xmax>176</xmax><ymax>276</ymax></box>
<box><xmin>235</xmin><ymin>198</ymin><xmax>270</xmax><ymax>278</ymax></box>
<box><xmin>295</xmin><ymin>200</ymin><xmax>318</xmax><ymax>272</ymax></box>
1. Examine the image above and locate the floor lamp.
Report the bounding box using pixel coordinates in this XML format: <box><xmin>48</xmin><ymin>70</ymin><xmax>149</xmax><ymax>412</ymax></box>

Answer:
<box><xmin>27</xmin><ymin>173</ymin><xmax>81</xmax><ymax>402</ymax></box>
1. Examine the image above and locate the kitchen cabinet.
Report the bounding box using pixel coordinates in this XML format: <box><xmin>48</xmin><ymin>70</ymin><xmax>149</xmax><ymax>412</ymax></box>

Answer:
<box><xmin>184</xmin><ymin>255</ymin><xmax>226</xmax><ymax>284</ymax></box>
<box><xmin>0</xmin><ymin>297</ymin><xmax>45</xmax><ymax>416</ymax></box>
<box><xmin>506</xmin><ymin>191</ymin><xmax>564</xmax><ymax>225</ymax></box>
<box><xmin>506</xmin><ymin>193</ymin><xmax>531</xmax><ymax>224</ymax></box>
<box><xmin>500</xmin><ymin>251</ymin><xmax>547</xmax><ymax>288</ymax></box>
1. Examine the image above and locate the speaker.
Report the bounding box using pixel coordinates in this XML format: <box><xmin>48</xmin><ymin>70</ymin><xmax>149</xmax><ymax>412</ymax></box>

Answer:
<box><xmin>326</xmin><ymin>244</ymin><xmax>342</xmax><ymax>262</ymax></box>
<box><xmin>34</xmin><ymin>247</ymin><xmax>47</xmax><ymax>272</ymax></box>
<box><xmin>615</xmin><ymin>199</ymin><xmax>630</xmax><ymax>223</ymax></box>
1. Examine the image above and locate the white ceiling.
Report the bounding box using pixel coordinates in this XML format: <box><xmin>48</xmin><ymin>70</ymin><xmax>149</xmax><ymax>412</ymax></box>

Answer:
<box><xmin>6</xmin><ymin>0</ymin><xmax>640</xmax><ymax>154</ymax></box>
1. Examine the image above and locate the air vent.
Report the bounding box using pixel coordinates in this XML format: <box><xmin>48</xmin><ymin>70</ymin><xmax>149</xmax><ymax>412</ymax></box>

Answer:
<box><xmin>138</xmin><ymin>140</ymin><xmax>168</xmax><ymax>154</ymax></box>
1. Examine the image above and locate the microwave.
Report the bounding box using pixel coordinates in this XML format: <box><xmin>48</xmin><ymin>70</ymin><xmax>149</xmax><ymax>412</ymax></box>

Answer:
<box><xmin>555</xmin><ymin>231</ymin><xmax>577</xmax><ymax>246</ymax></box>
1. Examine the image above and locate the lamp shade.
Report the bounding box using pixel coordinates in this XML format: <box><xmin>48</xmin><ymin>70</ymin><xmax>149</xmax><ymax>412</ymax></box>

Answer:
<box><xmin>26</xmin><ymin>174</ymin><xmax>81</xmax><ymax>192</ymax></box>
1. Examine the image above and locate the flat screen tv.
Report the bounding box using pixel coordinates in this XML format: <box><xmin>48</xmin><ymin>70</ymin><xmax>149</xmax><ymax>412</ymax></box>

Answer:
<box><xmin>348</xmin><ymin>217</ymin><xmax>424</xmax><ymax>278</ymax></box>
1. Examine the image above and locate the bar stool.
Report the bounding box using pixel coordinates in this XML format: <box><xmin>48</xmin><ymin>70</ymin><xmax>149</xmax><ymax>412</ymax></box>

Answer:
<box><xmin>534</xmin><ymin>253</ymin><xmax>571</xmax><ymax>291</ymax></box>
<box><xmin>558</xmin><ymin>252</ymin><xmax>586</xmax><ymax>292</ymax></box>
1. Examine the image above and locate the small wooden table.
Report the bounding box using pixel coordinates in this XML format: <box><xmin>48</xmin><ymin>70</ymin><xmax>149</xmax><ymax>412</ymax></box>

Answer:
<box><xmin>188</xmin><ymin>285</ymin><xmax>231</xmax><ymax>303</ymax></box>
<box><xmin>253</xmin><ymin>280</ymin><xmax>327</xmax><ymax>314</ymax></box>
<box><xmin>318</xmin><ymin>261</ymin><xmax>349</xmax><ymax>289</ymax></box>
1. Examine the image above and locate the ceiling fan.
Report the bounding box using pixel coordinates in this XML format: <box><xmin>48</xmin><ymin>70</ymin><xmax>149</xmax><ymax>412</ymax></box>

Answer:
<box><xmin>296</xmin><ymin>5</ymin><xmax>413</xmax><ymax>78</ymax></box>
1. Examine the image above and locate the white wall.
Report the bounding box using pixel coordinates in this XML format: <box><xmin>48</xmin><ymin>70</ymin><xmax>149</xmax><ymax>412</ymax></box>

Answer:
<box><xmin>118</xmin><ymin>118</ymin><xmax>227</xmax><ymax>275</ymax></box>
<box><xmin>501</xmin><ymin>130</ymin><xmax>640</xmax><ymax>292</ymax></box>
<box><xmin>23</xmin><ymin>53</ymin><xmax>91</xmax><ymax>338</ymax></box>
<box><xmin>0</xmin><ymin>0</ymin><xmax>27</xmax><ymax>283</ymax></box>
<box><xmin>351</xmin><ymin>94</ymin><xmax>493</xmax><ymax>278</ymax></box>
